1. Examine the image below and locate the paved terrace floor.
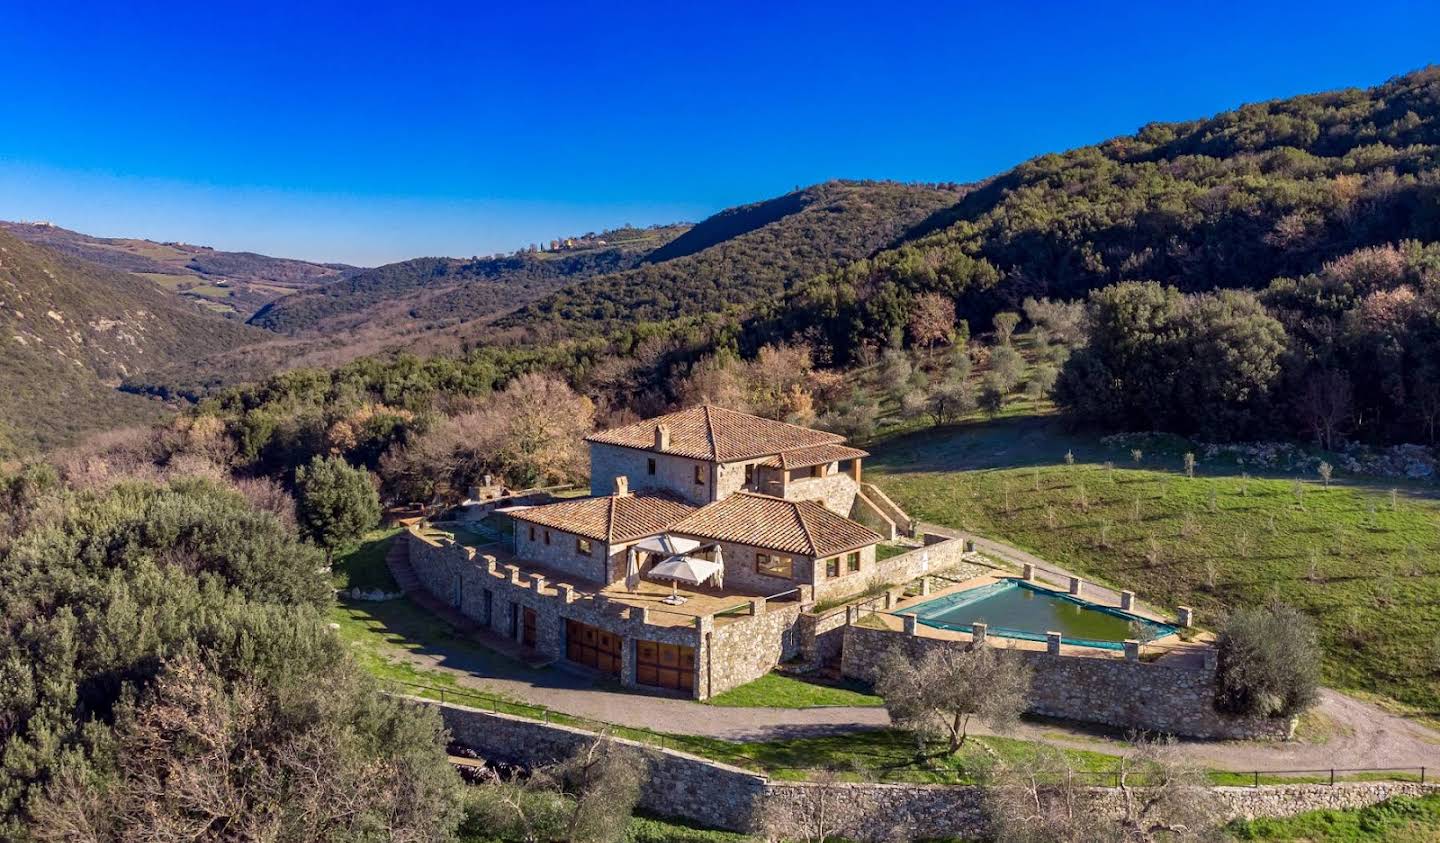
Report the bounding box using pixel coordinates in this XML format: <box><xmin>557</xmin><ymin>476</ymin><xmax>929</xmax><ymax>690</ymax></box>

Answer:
<box><xmin>458</xmin><ymin>537</ymin><xmax>776</xmax><ymax>628</ymax></box>
<box><xmin>382</xmin><ymin>533</ymin><xmax>1440</xmax><ymax>772</ymax></box>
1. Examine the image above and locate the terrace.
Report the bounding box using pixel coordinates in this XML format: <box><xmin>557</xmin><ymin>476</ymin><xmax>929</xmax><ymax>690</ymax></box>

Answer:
<box><xmin>423</xmin><ymin>521</ymin><xmax>792</xmax><ymax>629</ymax></box>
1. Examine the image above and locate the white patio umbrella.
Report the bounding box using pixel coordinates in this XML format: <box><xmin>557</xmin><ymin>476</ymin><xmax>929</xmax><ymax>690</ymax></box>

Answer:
<box><xmin>647</xmin><ymin>553</ymin><xmax>724</xmax><ymax>604</ymax></box>
<box><xmin>627</xmin><ymin>534</ymin><xmax>701</xmax><ymax>591</ymax></box>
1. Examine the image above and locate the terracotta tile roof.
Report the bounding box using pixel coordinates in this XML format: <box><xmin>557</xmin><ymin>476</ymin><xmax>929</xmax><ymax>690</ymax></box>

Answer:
<box><xmin>506</xmin><ymin>492</ymin><xmax>696</xmax><ymax>543</ymax></box>
<box><xmin>757</xmin><ymin>443</ymin><xmax>869</xmax><ymax>470</ymax></box>
<box><xmin>585</xmin><ymin>404</ymin><xmax>846</xmax><ymax>462</ymax></box>
<box><xmin>669</xmin><ymin>492</ymin><xmax>881</xmax><ymax>558</ymax></box>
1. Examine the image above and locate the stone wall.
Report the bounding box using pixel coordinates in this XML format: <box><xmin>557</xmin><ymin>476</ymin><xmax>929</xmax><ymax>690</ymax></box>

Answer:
<box><xmin>512</xmin><ymin>522</ymin><xmax>610</xmax><ymax>583</ymax></box>
<box><xmin>841</xmin><ymin>624</ymin><xmax>1292</xmax><ymax>740</ymax></box>
<box><xmin>707</xmin><ymin>602</ymin><xmax>805</xmax><ymax>696</ymax></box>
<box><xmin>783</xmin><ymin>465</ymin><xmax>860</xmax><ymax>515</ymax></box>
<box><xmin>589</xmin><ymin>442</ymin><xmax>714</xmax><ymax>505</ymax></box>
<box><xmin>429</xmin><ymin>699</ymin><xmax>766</xmax><ymax>832</ymax></box>
<box><xmin>426</xmin><ymin>696</ymin><xmax>1437</xmax><ymax>842</ymax></box>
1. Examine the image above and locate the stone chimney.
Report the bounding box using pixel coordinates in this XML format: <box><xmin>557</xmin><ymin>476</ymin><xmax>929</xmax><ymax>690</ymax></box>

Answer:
<box><xmin>614</xmin><ymin>475</ymin><xmax>630</xmax><ymax>496</ymax></box>
<box><xmin>654</xmin><ymin>423</ymin><xmax>670</xmax><ymax>451</ymax></box>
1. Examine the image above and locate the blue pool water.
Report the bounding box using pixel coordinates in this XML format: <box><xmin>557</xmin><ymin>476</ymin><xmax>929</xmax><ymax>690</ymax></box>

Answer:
<box><xmin>907</xmin><ymin>579</ymin><xmax>1177</xmax><ymax>650</ymax></box>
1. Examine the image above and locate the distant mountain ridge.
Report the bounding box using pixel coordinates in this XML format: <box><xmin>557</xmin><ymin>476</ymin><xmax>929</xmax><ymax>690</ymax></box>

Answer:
<box><xmin>0</xmin><ymin>229</ymin><xmax>264</xmax><ymax>451</ymax></box>
<box><xmin>248</xmin><ymin>223</ymin><xmax>688</xmax><ymax>335</ymax></box>
<box><xmin>0</xmin><ymin>221</ymin><xmax>359</xmax><ymax>319</ymax></box>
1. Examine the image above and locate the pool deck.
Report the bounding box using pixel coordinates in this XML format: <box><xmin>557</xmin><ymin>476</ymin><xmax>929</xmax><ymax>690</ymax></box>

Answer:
<box><xmin>884</xmin><ymin>572</ymin><xmax>1212</xmax><ymax>663</ymax></box>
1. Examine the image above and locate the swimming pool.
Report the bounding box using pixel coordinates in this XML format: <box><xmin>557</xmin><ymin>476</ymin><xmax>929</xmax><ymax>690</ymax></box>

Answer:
<box><xmin>907</xmin><ymin>579</ymin><xmax>1176</xmax><ymax>650</ymax></box>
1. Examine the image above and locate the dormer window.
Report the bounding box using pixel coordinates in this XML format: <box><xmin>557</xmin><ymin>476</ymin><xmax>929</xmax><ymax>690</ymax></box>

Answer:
<box><xmin>647</xmin><ymin>457</ymin><xmax>656</xmax><ymax>476</ymax></box>
<box><xmin>694</xmin><ymin>464</ymin><xmax>704</xmax><ymax>485</ymax></box>
<box><xmin>744</xmin><ymin>463</ymin><xmax>754</xmax><ymax>485</ymax></box>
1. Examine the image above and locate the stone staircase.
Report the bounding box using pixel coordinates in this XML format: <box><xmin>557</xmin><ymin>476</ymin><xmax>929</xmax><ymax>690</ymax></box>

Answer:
<box><xmin>856</xmin><ymin>482</ymin><xmax>916</xmax><ymax>538</ymax></box>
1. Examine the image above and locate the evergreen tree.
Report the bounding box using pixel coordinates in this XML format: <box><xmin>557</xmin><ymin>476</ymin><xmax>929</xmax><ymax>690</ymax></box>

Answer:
<box><xmin>296</xmin><ymin>455</ymin><xmax>381</xmax><ymax>563</ymax></box>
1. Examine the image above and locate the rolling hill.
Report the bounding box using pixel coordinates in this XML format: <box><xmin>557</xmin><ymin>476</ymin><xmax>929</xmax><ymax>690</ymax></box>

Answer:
<box><xmin>774</xmin><ymin>67</ymin><xmax>1440</xmax><ymax>361</ymax></box>
<box><xmin>0</xmin><ymin>229</ymin><xmax>264</xmax><ymax>452</ymax></box>
<box><xmin>0</xmin><ymin>221</ymin><xmax>358</xmax><ymax>319</ymax></box>
<box><xmin>491</xmin><ymin>180</ymin><xmax>965</xmax><ymax>340</ymax></box>
<box><xmin>249</xmin><ymin>223</ymin><xmax>688</xmax><ymax>335</ymax></box>
<box><xmin>249</xmin><ymin>181</ymin><xmax>963</xmax><ymax>345</ymax></box>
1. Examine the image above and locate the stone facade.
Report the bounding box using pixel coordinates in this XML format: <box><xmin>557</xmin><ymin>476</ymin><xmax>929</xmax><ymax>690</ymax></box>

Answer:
<box><xmin>841</xmin><ymin>623</ymin><xmax>1293</xmax><ymax>740</ymax></box>
<box><xmin>587</xmin><ymin>439</ymin><xmax>861</xmax><ymax>513</ymax></box>
<box><xmin>796</xmin><ymin>535</ymin><xmax>986</xmax><ymax>668</ymax></box>
<box><xmin>512</xmin><ymin>521</ymin><xmax>610</xmax><ymax>583</ymax></box>
<box><xmin>589</xmin><ymin>442</ymin><xmax>715</xmax><ymax>505</ymax></box>
<box><xmin>808</xmin><ymin>544</ymin><xmax>878</xmax><ymax>604</ymax></box>
<box><xmin>783</xmin><ymin>463</ymin><xmax>861</xmax><ymax>514</ymax></box>
<box><xmin>427</xmin><ymin>696</ymin><xmax>1437</xmax><ymax>841</ymax></box>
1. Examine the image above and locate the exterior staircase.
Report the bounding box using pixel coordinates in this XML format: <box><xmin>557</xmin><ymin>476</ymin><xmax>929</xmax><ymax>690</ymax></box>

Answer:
<box><xmin>855</xmin><ymin>482</ymin><xmax>916</xmax><ymax>538</ymax></box>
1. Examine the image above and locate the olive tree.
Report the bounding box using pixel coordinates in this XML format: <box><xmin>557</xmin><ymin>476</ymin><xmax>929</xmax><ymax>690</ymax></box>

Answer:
<box><xmin>1215</xmin><ymin>603</ymin><xmax>1321</xmax><ymax>719</ymax></box>
<box><xmin>984</xmin><ymin>735</ymin><xmax>1217</xmax><ymax>843</ymax></box>
<box><xmin>874</xmin><ymin>643</ymin><xmax>1032</xmax><ymax>756</ymax></box>
<box><xmin>461</xmin><ymin>737</ymin><xmax>646</xmax><ymax>843</ymax></box>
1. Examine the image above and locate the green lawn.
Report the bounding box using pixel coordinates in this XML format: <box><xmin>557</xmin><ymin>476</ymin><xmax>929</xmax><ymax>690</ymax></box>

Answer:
<box><xmin>869</xmin><ymin>422</ymin><xmax>1440</xmax><ymax>716</ymax></box>
<box><xmin>875</xmin><ymin>542</ymin><xmax>913</xmax><ymax>561</ymax></box>
<box><xmin>1227</xmin><ymin>792</ymin><xmax>1440</xmax><ymax>841</ymax></box>
<box><xmin>331</xmin><ymin>527</ymin><xmax>401</xmax><ymax>591</ymax></box>
<box><xmin>706</xmin><ymin>672</ymin><xmax>883</xmax><ymax>708</ymax></box>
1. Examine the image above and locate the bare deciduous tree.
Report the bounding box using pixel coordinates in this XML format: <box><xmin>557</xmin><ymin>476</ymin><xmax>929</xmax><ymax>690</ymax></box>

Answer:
<box><xmin>1295</xmin><ymin>369</ymin><xmax>1353</xmax><ymax>450</ymax></box>
<box><xmin>984</xmin><ymin>736</ymin><xmax>1217</xmax><ymax>843</ymax></box>
<box><xmin>464</xmin><ymin>736</ymin><xmax>647</xmax><ymax>843</ymax></box>
<box><xmin>908</xmin><ymin>293</ymin><xmax>957</xmax><ymax>350</ymax></box>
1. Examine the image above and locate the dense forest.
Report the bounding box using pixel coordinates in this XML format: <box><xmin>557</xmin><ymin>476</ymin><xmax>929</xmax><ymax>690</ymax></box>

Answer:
<box><xmin>491</xmin><ymin>180</ymin><xmax>964</xmax><ymax>340</ymax></box>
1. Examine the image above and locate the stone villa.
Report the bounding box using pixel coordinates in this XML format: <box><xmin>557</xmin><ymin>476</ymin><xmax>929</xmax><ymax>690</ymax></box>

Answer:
<box><xmin>404</xmin><ymin>405</ymin><xmax>1290</xmax><ymax>740</ymax></box>
<box><xmin>406</xmin><ymin>405</ymin><xmax>949</xmax><ymax>699</ymax></box>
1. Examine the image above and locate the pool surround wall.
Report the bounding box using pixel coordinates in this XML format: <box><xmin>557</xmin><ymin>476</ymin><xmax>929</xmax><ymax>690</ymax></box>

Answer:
<box><xmin>840</xmin><ymin>622</ymin><xmax>1294</xmax><ymax>740</ymax></box>
<box><xmin>908</xmin><ymin>578</ymin><xmax>1178</xmax><ymax>650</ymax></box>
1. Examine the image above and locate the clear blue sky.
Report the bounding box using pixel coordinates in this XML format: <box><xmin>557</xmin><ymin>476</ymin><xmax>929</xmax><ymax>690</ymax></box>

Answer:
<box><xmin>1</xmin><ymin>1</ymin><xmax>1436</xmax><ymax>266</ymax></box>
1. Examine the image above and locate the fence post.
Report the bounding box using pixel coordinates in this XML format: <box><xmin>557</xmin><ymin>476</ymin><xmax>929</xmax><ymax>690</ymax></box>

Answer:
<box><xmin>1330</xmin><ymin>769</ymin><xmax>1335</xmax><ymax>786</ymax></box>
<box><xmin>1422</xmin><ymin>767</ymin><xmax>1427</xmax><ymax>784</ymax></box>
<box><xmin>1253</xmin><ymin>771</ymin><xmax>1260</xmax><ymax>788</ymax></box>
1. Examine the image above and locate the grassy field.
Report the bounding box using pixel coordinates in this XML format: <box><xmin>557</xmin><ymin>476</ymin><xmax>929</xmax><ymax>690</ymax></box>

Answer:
<box><xmin>869</xmin><ymin>419</ymin><xmax>1440</xmax><ymax>716</ymax></box>
<box><xmin>331</xmin><ymin>527</ymin><xmax>402</xmax><ymax>591</ymax></box>
<box><xmin>706</xmin><ymin>672</ymin><xmax>883</xmax><ymax>708</ymax></box>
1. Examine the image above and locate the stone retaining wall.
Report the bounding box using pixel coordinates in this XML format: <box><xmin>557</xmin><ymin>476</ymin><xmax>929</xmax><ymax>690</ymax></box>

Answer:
<box><xmin>425</xmin><ymin>697</ymin><xmax>1436</xmax><ymax>841</ymax></box>
<box><xmin>429</xmin><ymin>699</ymin><xmax>765</xmax><ymax>832</ymax></box>
<box><xmin>707</xmin><ymin>601</ymin><xmax>805</xmax><ymax>696</ymax></box>
<box><xmin>408</xmin><ymin>527</ymin><xmax>805</xmax><ymax>699</ymax></box>
<box><xmin>841</xmin><ymin>624</ymin><xmax>1291</xmax><ymax>740</ymax></box>
<box><xmin>795</xmin><ymin>534</ymin><xmax>988</xmax><ymax>668</ymax></box>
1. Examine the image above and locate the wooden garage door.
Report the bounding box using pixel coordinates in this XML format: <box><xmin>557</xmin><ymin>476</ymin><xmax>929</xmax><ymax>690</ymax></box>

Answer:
<box><xmin>635</xmin><ymin>639</ymin><xmax>695</xmax><ymax>692</ymax></box>
<box><xmin>565</xmin><ymin>619</ymin><xmax>621</xmax><ymax>676</ymax></box>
